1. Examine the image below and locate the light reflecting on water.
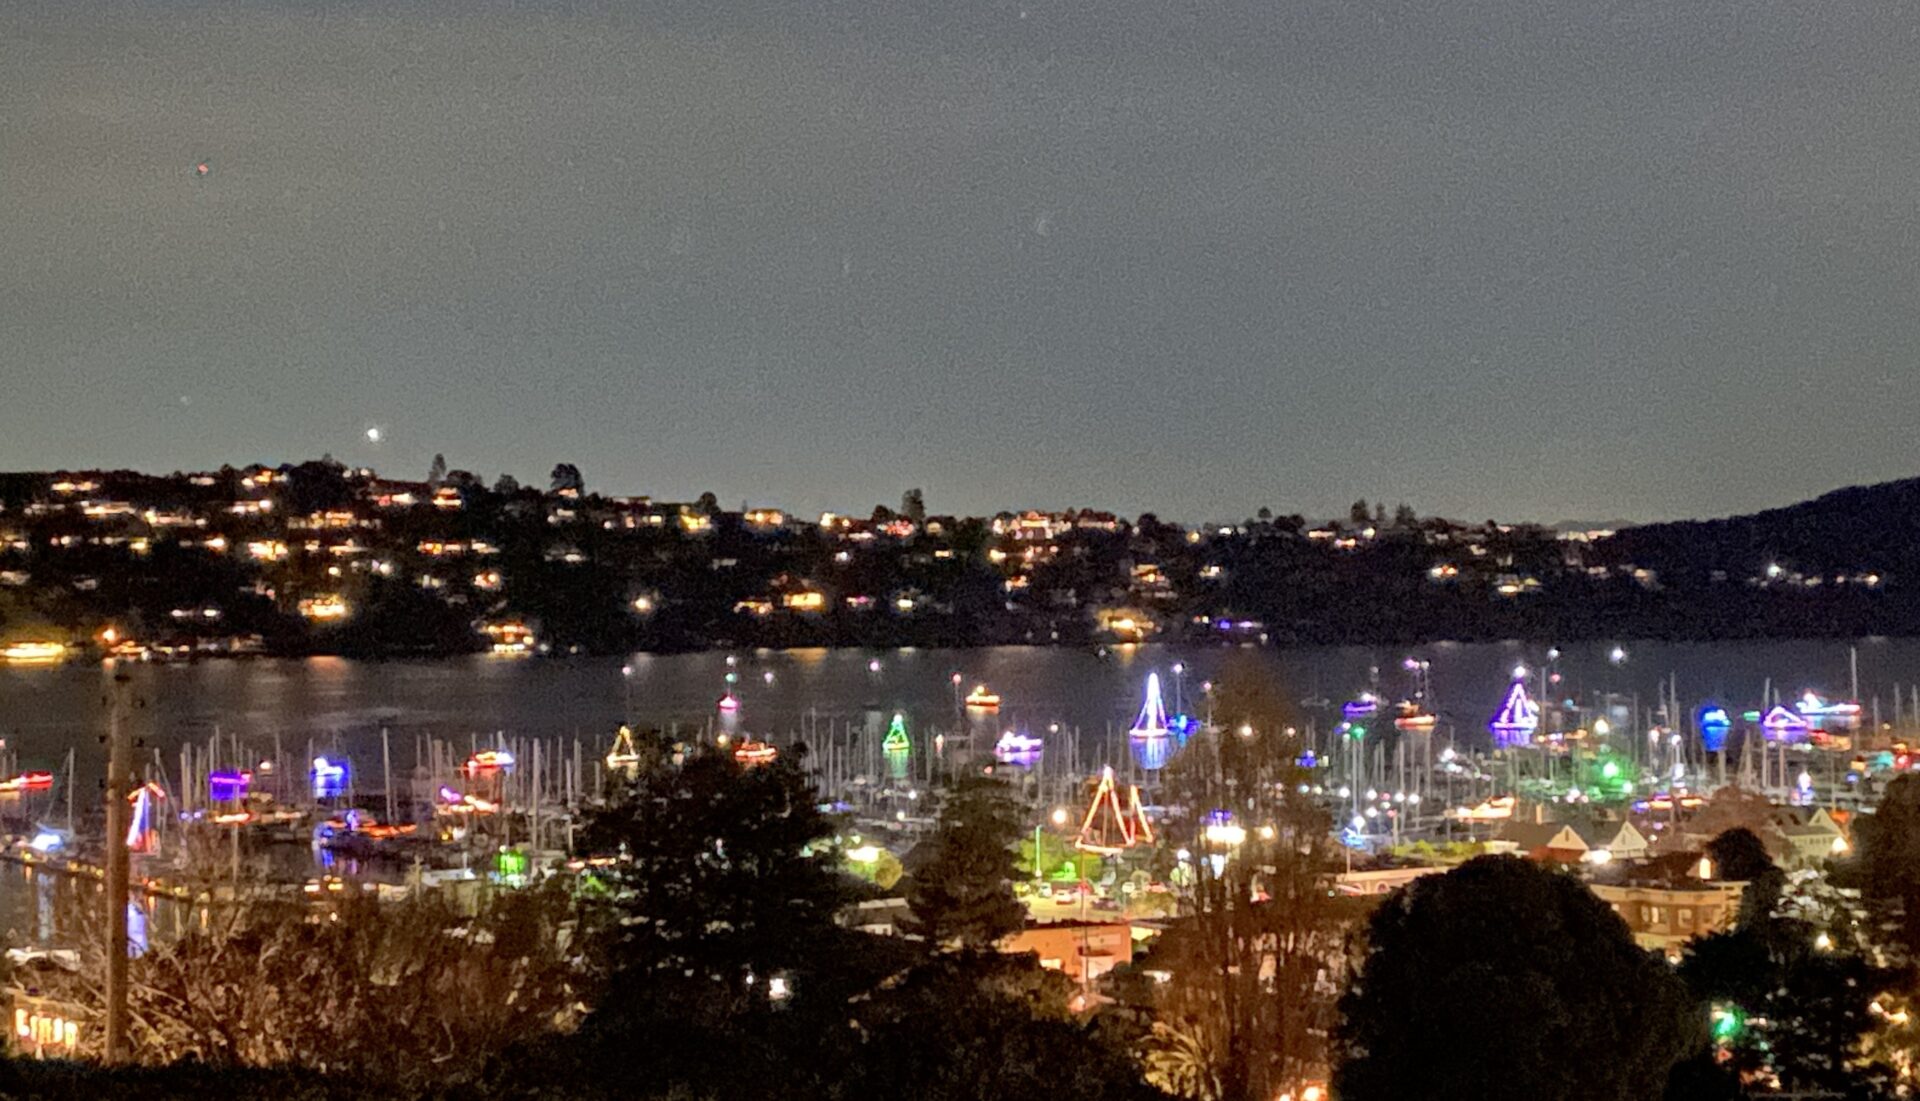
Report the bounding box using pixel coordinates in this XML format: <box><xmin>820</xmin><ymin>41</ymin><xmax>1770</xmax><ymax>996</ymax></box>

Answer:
<box><xmin>0</xmin><ymin>863</ymin><xmax>180</xmax><ymax>953</ymax></box>
<box><xmin>0</xmin><ymin>639</ymin><xmax>1910</xmax><ymax>943</ymax></box>
<box><xmin>0</xmin><ymin>640</ymin><xmax>1910</xmax><ymax>793</ymax></box>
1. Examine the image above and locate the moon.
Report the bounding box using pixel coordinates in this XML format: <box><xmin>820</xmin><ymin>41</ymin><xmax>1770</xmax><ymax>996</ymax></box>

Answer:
<box><xmin>365</xmin><ymin>427</ymin><xmax>382</xmax><ymax>443</ymax></box>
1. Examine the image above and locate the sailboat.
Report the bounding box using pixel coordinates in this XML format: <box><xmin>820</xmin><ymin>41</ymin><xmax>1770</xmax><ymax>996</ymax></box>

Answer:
<box><xmin>605</xmin><ymin>725</ymin><xmax>642</xmax><ymax>771</ymax></box>
<box><xmin>883</xmin><ymin>713</ymin><xmax>911</xmax><ymax>755</ymax></box>
<box><xmin>1129</xmin><ymin>673</ymin><xmax>1172</xmax><ymax>739</ymax></box>
<box><xmin>28</xmin><ymin>747</ymin><xmax>74</xmax><ymax>854</ymax></box>
<box><xmin>1489</xmin><ymin>678</ymin><xmax>1541</xmax><ymax>748</ymax></box>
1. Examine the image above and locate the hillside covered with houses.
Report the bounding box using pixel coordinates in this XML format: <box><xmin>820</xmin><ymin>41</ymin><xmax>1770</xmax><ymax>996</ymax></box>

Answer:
<box><xmin>0</xmin><ymin>460</ymin><xmax>1911</xmax><ymax>658</ymax></box>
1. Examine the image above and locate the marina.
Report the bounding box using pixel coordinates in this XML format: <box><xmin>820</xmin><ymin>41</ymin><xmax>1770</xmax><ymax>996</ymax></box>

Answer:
<box><xmin>0</xmin><ymin>638</ymin><xmax>1911</xmax><ymax>940</ymax></box>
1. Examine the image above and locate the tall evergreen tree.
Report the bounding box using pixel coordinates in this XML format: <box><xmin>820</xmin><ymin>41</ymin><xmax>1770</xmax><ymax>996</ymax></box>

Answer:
<box><xmin>579</xmin><ymin>733</ymin><xmax>858</xmax><ymax>1008</ymax></box>
<box><xmin>905</xmin><ymin>772</ymin><xmax>1029</xmax><ymax>950</ymax></box>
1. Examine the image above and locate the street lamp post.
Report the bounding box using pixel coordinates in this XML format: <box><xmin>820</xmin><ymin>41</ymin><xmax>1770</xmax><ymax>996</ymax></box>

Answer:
<box><xmin>104</xmin><ymin>663</ymin><xmax>133</xmax><ymax>1065</ymax></box>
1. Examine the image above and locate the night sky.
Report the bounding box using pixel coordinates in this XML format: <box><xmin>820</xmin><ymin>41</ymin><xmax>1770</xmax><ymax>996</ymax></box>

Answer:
<box><xmin>6</xmin><ymin>1</ymin><xmax>1919</xmax><ymax>523</ymax></box>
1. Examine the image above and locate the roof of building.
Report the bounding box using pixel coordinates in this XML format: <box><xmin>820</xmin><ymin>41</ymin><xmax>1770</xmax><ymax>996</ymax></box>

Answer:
<box><xmin>1497</xmin><ymin>821</ymin><xmax>1588</xmax><ymax>852</ymax></box>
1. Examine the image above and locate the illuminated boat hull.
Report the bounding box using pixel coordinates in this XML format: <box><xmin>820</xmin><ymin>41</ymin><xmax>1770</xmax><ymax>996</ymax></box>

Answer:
<box><xmin>964</xmin><ymin>686</ymin><xmax>1001</xmax><ymax>710</ymax></box>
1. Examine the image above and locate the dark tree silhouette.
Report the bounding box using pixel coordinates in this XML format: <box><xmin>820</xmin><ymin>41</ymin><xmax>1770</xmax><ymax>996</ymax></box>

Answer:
<box><xmin>904</xmin><ymin>772</ymin><xmax>1029</xmax><ymax>950</ymax></box>
<box><xmin>1707</xmin><ymin>826</ymin><xmax>1776</xmax><ymax>883</ymax></box>
<box><xmin>579</xmin><ymin>733</ymin><xmax>857</xmax><ymax>1007</ymax></box>
<box><xmin>1706</xmin><ymin>826</ymin><xmax>1786</xmax><ymax>929</ymax></box>
<box><xmin>549</xmin><ymin>463</ymin><xmax>584</xmax><ymax>494</ymax></box>
<box><xmin>1138</xmin><ymin>656</ymin><xmax>1351</xmax><ymax>1101</ymax></box>
<box><xmin>505</xmin><ymin>732</ymin><xmax>1157</xmax><ymax>1101</ymax></box>
<box><xmin>1335</xmin><ymin>855</ymin><xmax>1698</xmax><ymax>1101</ymax></box>
<box><xmin>426</xmin><ymin>453</ymin><xmax>447</xmax><ymax>486</ymax></box>
<box><xmin>1680</xmin><ymin>892</ymin><xmax>1904</xmax><ymax>1098</ymax></box>
<box><xmin>902</xmin><ymin>487</ymin><xmax>927</xmax><ymax>525</ymax></box>
<box><xmin>834</xmin><ymin>951</ymin><xmax>1165</xmax><ymax>1101</ymax></box>
<box><xmin>492</xmin><ymin>472</ymin><xmax>521</xmax><ymax>495</ymax></box>
<box><xmin>280</xmin><ymin>460</ymin><xmax>352</xmax><ymax>514</ymax></box>
<box><xmin>1862</xmin><ymin>773</ymin><xmax>1920</xmax><ymax>957</ymax></box>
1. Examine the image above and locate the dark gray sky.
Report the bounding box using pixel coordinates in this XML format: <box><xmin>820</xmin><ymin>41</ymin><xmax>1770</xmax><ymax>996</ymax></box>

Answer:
<box><xmin>6</xmin><ymin>0</ymin><xmax>1919</xmax><ymax>523</ymax></box>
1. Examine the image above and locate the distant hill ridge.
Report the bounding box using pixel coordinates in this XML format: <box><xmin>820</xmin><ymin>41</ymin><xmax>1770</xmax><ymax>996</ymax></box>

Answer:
<box><xmin>1598</xmin><ymin>476</ymin><xmax>1920</xmax><ymax>578</ymax></box>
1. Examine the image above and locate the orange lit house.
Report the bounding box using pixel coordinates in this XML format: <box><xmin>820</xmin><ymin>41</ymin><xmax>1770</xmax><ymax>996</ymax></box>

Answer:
<box><xmin>1000</xmin><ymin>920</ymin><xmax>1133</xmax><ymax>986</ymax></box>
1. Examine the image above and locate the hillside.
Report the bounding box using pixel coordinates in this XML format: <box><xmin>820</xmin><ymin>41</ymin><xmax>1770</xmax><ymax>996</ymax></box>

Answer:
<box><xmin>1596</xmin><ymin>477</ymin><xmax>1920</xmax><ymax>584</ymax></box>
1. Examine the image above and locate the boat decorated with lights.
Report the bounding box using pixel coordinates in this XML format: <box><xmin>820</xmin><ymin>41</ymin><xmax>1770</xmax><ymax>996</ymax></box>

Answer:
<box><xmin>1761</xmin><ymin>705</ymin><xmax>1811</xmax><ymax>742</ymax></box>
<box><xmin>605</xmin><ymin>725</ymin><xmax>641</xmax><ymax>771</ymax></box>
<box><xmin>1488</xmin><ymin>676</ymin><xmax>1540</xmax><ymax>748</ymax></box>
<box><xmin>208</xmin><ymin>769</ymin><xmax>250</xmax><ymax>802</ymax></box>
<box><xmin>883</xmin><ymin>713</ymin><xmax>911</xmax><ymax>755</ymax></box>
<box><xmin>1797</xmin><ymin>692</ymin><xmax>1862</xmax><ymax>731</ymax></box>
<box><xmin>127</xmin><ymin>781</ymin><xmax>163</xmax><ymax>855</ymax></box>
<box><xmin>0</xmin><ymin>771</ymin><xmax>54</xmax><ymax>795</ymax></box>
<box><xmin>437</xmin><ymin>786</ymin><xmax>498</xmax><ymax>816</ymax></box>
<box><xmin>732</xmin><ymin>740</ymin><xmax>777</xmax><ymax>766</ymax></box>
<box><xmin>993</xmin><ymin>729</ymin><xmax>1043</xmax><ymax>763</ymax></box>
<box><xmin>310</xmin><ymin>756</ymin><xmax>350</xmax><ymax>800</ymax></box>
<box><xmin>882</xmin><ymin>713</ymin><xmax>912</xmax><ymax>780</ymax></box>
<box><xmin>964</xmin><ymin>684</ymin><xmax>1001</xmax><ymax>710</ymax></box>
<box><xmin>463</xmin><ymin>749</ymin><xmax>516</xmax><ymax>776</ymax></box>
<box><xmin>1391</xmin><ymin>702</ymin><xmax>1437</xmax><ymax>732</ymax></box>
<box><xmin>317</xmin><ymin>809</ymin><xmax>420</xmax><ymax>842</ymax></box>
<box><xmin>0</xmin><ymin>641</ymin><xmax>67</xmax><ymax>665</ymax></box>
<box><xmin>1129</xmin><ymin>673</ymin><xmax>1172</xmax><ymax>740</ymax></box>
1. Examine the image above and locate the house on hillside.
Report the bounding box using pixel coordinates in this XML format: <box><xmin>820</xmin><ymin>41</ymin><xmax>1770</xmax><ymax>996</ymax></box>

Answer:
<box><xmin>1770</xmin><ymin>806</ymin><xmax>1850</xmax><ymax>868</ymax></box>
<box><xmin>1577</xmin><ymin>819</ymin><xmax>1651</xmax><ymax>862</ymax></box>
<box><xmin>1589</xmin><ymin>851</ymin><xmax>1746</xmax><ymax>959</ymax></box>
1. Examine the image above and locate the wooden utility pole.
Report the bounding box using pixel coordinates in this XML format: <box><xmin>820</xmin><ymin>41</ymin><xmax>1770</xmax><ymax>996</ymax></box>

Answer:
<box><xmin>103</xmin><ymin>663</ymin><xmax>133</xmax><ymax>1064</ymax></box>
